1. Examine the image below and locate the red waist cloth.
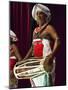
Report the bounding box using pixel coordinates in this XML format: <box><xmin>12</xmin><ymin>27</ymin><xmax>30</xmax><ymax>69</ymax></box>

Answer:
<box><xmin>33</xmin><ymin>40</ymin><xmax>44</xmax><ymax>57</ymax></box>
<box><xmin>9</xmin><ymin>56</ymin><xmax>17</xmax><ymax>70</ymax></box>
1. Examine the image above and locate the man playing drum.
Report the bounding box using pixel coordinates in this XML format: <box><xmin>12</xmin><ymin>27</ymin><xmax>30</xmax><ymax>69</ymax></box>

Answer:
<box><xmin>14</xmin><ymin>4</ymin><xmax>60</xmax><ymax>87</ymax></box>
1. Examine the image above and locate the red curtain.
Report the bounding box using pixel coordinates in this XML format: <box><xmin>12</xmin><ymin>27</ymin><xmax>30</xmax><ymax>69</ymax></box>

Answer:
<box><xmin>10</xmin><ymin>2</ymin><xmax>32</xmax><ymax>58</ymax></box>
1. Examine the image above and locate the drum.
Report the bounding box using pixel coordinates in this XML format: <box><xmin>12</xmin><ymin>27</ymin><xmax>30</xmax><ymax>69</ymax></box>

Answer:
<box><xmin>13</xmin><ymin>57</ymin><xmax>55</xmax><ymax>80</ymax></box>
<box><xmin>13</xmin><ymin>58</ymin><xmax>45</xmax><ymax>79</ymax></box>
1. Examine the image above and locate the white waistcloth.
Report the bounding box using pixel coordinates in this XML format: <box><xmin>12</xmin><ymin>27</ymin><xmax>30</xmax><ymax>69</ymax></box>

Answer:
<box><xmin>30</xmin><ymin>57</ymin><xmax>56</xmax><ymax>87</ymax></box>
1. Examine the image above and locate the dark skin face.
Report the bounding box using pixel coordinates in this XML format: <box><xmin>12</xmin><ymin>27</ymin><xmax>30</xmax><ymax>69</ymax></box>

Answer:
<box><xmin>36</xmin><ymin>11</ymin><xmax>47</xmax><ymax>26</ymax></box>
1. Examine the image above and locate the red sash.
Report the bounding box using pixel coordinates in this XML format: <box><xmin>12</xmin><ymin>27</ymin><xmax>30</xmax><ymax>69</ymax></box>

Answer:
<box><xmin>33</xmin><ymin>40</ymin><xmax>44</xmax><ymax>57</ymax></box>
<box><xmin>10</xmin><ymin>56</ymin><xmax>17</xmax><ymax>70</ymax></box>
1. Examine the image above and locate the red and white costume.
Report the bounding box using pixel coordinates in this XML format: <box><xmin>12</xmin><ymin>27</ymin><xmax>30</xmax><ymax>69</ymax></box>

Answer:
<box><xmin>33</xmin><ymin>38</ymin><xmax>52</xmax><ymax>58</ymax></box>
<box><xmin>29</xmin><ymin>26</ymin><xmax>55</xmax><ymax>87</ymax></box>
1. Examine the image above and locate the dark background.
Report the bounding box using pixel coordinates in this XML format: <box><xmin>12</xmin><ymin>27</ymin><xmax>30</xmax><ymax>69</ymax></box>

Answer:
<box><xmin>10</xmin><ymin>1</ymin><xmax>66</xmax><ymax>88</ymax></box>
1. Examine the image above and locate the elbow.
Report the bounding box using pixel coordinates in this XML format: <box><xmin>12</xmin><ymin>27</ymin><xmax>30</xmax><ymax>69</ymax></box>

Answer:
<box><xmin>57</xmin><ymin>38</ymin><xmax>61</xmax><ymax>49</ymax></box>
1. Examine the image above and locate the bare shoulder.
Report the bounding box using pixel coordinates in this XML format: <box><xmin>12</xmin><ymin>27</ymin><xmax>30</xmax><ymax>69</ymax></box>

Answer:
<box><xmin>46</xmin><ymin>24</ymin><xmax>55</xmax><ymax>32</ymax></box>
<box><xmin>45</xmin><ymin>24</ymin><xmax>59</xmax><ymax>39</ymax></box>
<box><xmin>47</xmin><ymin>24</ymin><xmax>54</xmax><ymax>28</ymax></box>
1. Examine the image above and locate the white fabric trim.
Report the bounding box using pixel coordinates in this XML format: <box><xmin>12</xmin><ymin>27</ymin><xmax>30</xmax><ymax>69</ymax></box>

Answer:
<box><xmin>33</xmin><ymin>39</ymin><xmax>41</xmax><ymax>42</ymax></box>
<box><xmin>42</xmin><ymin>39</ymin><xmax>52</xmax><ymax>58</ymax></box>
<box><xmin>10</xmin><ymin>56</ymin><xmax>16</xmax><ymax>59</ymax></box>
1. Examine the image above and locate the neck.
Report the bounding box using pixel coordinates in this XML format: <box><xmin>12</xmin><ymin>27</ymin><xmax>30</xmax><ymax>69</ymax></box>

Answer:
<box><xmin>39</xmin><ymin>21</ymin><xmax>48</xmax><ymax>27</ymax></box>
<box><xmin>39</xmin><ymin>23</ymin><xmax>48</xmax><ymax>29</ymax></box>
<box><xmin>38</xmin><ymin>23</ymin><xmax>48</xmax><ymax>35</ymax></box>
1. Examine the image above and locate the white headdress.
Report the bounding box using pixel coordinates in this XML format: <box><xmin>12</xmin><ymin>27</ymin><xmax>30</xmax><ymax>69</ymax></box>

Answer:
<box><xmin>32</xmin><ymin>4</ymin><xmax>51</xmax><ymax>23</ymax></box>
<box><xmin>10</xmin><ymin>30</ymin><xmax>18</xmax><ymax>42</ymax></box>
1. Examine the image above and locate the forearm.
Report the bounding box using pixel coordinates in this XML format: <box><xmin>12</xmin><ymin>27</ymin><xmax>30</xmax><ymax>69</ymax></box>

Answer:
<box><xmin>24</xmin><ymin>46</ymin><xmax>33</xmax><ymax>59</ymax></box>
<box><xmin>52</xmin><ymin>38</ymin><xmax>60</xmax><ymax>56</ymax></box>
<box><xmin>11</xmin><ymin>44</ymin><xmax>22</xmax><ymax>61</ymax></box>
<box><xmin>14</xmin><ymin>48</ymin><xmax>22</xmax><ymax>61</ymax></box>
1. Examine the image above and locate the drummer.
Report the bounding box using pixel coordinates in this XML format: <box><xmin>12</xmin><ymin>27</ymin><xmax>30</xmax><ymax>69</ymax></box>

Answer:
<box><xmin>23</xmin><ymin>4</ymin><xmax>60</xmax><ymax>87</ymax></box>
<box><xmin>15</xmin><ymin>4</ymin><xmax>60</xmax><ymax>87</ymax></box>
<box><xmin>9</xmin><ymin>30</ymin><xmax>22</xmax><ymax>88</ymax></box>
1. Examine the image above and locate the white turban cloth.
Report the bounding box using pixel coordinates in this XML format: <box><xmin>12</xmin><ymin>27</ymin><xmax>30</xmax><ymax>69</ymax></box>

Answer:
<box><xmin>10</xmin><ymin>30</ymin><xmax>18</xmax><ymax>42</ymax></box>
<box><xmin>32</xmin><ymin>4</ymin><xmax>51</xmax><ymax>23</ymax></box>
